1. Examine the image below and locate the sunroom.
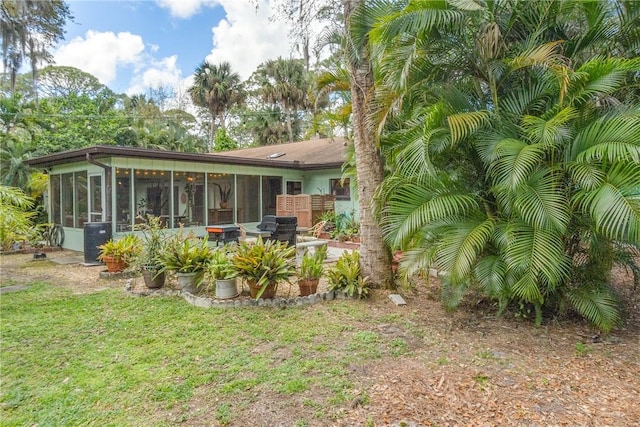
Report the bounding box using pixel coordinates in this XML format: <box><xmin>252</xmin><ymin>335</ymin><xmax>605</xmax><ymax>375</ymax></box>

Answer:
<box><xmin>27</xmin><ymin>138</ymin><xmax>357</xmax><ymax>253</ymax></box>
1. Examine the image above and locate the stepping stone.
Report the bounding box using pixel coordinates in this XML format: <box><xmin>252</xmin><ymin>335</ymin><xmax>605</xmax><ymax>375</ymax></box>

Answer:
<box><xmin>389</xmin><ymin>294</ymin><xmax>406</xmax><ymax>306</ymax></box>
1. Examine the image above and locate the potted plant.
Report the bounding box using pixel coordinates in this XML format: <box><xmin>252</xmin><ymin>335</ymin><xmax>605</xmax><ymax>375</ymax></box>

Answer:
<box><xmin>315</xmin><ymin>211</ymin><xmax>337</xmax><ymax>239</ymax></box>
<box><xmin>133</xmin><ymin>215</ymin><xmax>167</xmax><ymax>288</ymax></box>
<box><xmin>157</xmin><ymin>230</ymin><xmax>212</xmax><ymax>293</ymax></box>
<box><xmin>97</xmin><ymin>234</ymin><xmax>141</xmax><ymax>273</ymax></box>
<box><xmin>205</xmin><ymin>245</ymin><xmax>239</xmax><ymax>299</ymax></box>
<box><xmin>231</xmin><ymin>236</ymin><xmax>296</xmax><ymax>299</ymax></box>
<box><xmin>213</xmin><ymin>183</ymin><xmax>232</xmax><ymax>209</ymax></box>
<box><xmin>297</xmin><ymin>245</ymin><xmax>327</xmax><ymax>296</ymax></box>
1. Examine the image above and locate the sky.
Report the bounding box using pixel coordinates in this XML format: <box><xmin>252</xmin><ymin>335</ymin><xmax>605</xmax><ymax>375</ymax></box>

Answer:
<box><xmin>53</xmin><ymin>0</ymin><xmax>296</xmax><ymax>96</ymax></box>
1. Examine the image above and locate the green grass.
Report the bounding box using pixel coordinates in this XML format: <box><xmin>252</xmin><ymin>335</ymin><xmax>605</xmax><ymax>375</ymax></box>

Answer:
<box><xmin>0</xmin><ymin>282</ymin><xmax>418</xmax><ymax>425</ymax></box>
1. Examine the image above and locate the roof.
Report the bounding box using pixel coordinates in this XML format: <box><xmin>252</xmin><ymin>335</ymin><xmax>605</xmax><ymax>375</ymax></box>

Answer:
<box><xmin>214</xmin><ymin>137</ymin><xmax>347</xmax><ymax>166</ymax></box>
<box><xmin>26</xmin><ymin>137</ymin><xmax>348</xmax><ymax>171</ymax></box>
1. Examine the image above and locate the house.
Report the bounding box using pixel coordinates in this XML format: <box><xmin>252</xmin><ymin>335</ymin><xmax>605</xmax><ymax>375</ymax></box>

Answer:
<box><xmin>27</xmin><ymin>137</ymin><xmax>357</xmax><ymax>252</ymax></box>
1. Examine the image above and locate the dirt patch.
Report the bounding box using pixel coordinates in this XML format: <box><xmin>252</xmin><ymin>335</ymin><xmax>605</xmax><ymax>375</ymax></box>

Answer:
<box><xmin>0</xmin><ymin>251</ymin><xmax>126</xmax><ymax>293</ymax></box>
<box><xmin>1</xmin><ymin>251</ymin><xmax>638</xmax><ymax>426</ymax></box>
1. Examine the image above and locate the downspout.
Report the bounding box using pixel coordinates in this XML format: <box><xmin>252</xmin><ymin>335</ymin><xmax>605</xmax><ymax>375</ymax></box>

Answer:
<box><xmin>86</xmin><ymin>153</ymin><xmax>112</xmax><ymax>222</ymax></box>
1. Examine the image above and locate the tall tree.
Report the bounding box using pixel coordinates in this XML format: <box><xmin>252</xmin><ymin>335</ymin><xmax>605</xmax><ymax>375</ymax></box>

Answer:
<box><xmin>254</xmin><ymin>57</ymin><xmax>310</xmax><ymax>143</ymax></box>
<box><xmin>0</xmin><ymin>0</ymin><xmax>73</xmax><ymax>92</ymax></box>
<box><xmin>343</xmin><ymin>0</ymin><xmax>393</xmax><ymax>288</ymax></box>
<box><xmin>373</xmin><ymin>0</ymin><xmax>640</xmax><ymax>330</ymax></box>
<box><xmin>276</xmin><ymin>0</ymin><xmax>394</xmax><ymax>287</ymax></box>
<box><xmin>188</xmin><ymin>61</ymin><xmax>245</xmax><ymax>150</ymax></box>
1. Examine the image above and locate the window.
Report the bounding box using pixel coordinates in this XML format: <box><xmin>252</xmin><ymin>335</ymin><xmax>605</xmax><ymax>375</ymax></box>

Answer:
<box><xmin>329</xmin><ymin>178</ymin><xmax>351</xmax><ymax>200</ymax></box>
<box><xmin>286</xmin><ymin>181</ymin><xmax>302</xmax><ymax>195</ymax></box>
<box><xmin>330</xmin><ymin>178</ymin><xmax>350</xmax><ymax>201</ymax></box>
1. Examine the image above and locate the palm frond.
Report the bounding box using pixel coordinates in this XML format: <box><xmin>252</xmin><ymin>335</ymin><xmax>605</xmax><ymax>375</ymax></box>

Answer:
<box><xmin>447</xmin><ymin>110</ymin><xmax>490</xmax><ymax>145</ymax></box>
<box><xmin>567</xmin><ymin>115</ymin><xmax>640</xmax><ymax>164</ymax></box>
<box><xmin>383</xmin><ymin>179</ymin><xmax>479</xmax><ymax>248</ymax></box>
<box><xmin>565</xmin><ymin>282</ymin><xmax>620</xmax><ymax>332</ymax></box>
<box><xmin>574</xmin><ymin>162</ymin><xmax>640</xmax><ymax>243</ymax></box>
<box><xmin>436</xmin><ymin>218</ymin><xmax>494</xmax><ymax>282</ymax></box>
<box><xmin>489</xmin><ymin>139</ymin><xmax>545</xmax><ymax>189</ymax></box>
<box><xmin>521</xmin><ymin>107</ymin><xmax>577</xmax><ymax>150</ymax></box>
<box><xmin>497</xmin><ymin>221</ymin><xmax>571</xmax><ymax>293</ymax></box>
<box><xmin>567</xmin><ymin>162</ymin><xmax>607</xmax><ymax>191</ymax></box>
<box><xmin>568</xmin><ymin>57</ymin><xmax>640</xmax><ymax>105</ymax></box>
<box><xmin>474</xmin><ymin>255</ymin><xmax>509</xmax><ymax>308</ymax></box>
<box><xmin>513</xmin><ymin>169</ymin><xmax>570</xmax><ymax>232</ymax></box>
<box><xmin>369</xmin><ymin>1</ymin><xmax>465</xmax><ymax>46</ymax></box>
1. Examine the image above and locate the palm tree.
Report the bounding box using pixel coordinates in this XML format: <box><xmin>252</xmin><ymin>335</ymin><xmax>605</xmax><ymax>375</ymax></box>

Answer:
<box><xmin>0</xmin><ymin>138</ymin><xmax>41</xmax><ymax>191</ymax></box>
<box><xmin>372</xmin><ymin>0</ymin><xmax>640</xmax><ymax>331</ymax></box>
<box><xmin>189</xmin><ymin>61</ymin><xmax>245</xmax><ymax>150</ymax></box>
<box><xmin>255</xmin><ymin>57</ymin><xmax>310</xmax><ymax>143</ymax></box>
<box><xmin>311</xmin><ymin>57</ymin><xmax>352</xmax><ymax>138</ymax></box>
<box><xmin>342</xmin><ymin>0</ymin><xmax>394</xmax><ymax>288</ymax></box>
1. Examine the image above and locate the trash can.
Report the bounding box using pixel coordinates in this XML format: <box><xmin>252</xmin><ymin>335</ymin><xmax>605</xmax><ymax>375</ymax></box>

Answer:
<box><xmin>84</xmin><ymin>222</ymin><xmax>112</xmax><ymax>264</ymax></box>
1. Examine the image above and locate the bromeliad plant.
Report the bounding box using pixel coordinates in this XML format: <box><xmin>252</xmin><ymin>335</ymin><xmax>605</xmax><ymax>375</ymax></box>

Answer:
<box><xmin>97</xmin><ymin>234</ymin><xmax>141</xmax><ymax>270</ymax></box>
<box><xmin>327</xmin><ymin>251</ymin><xmax>370</xmax><ymax>299</ymax></box>
<box><xmin>206</xmin><ymin>245</ymin><xmax>238</xmax><ymax>281</ymax></box>
<box><xmin>231</xmin><ymin>237</ymin><xmax>296</xmax><ymax>299</ymax></box>
<box><xmin>299</xmin><ymin>245</ymin><xmax>327</xmax><ymax>281</ymax></box>
<box><xmin>157</xmin><ymin>229</ymin><xmax>212</xmax><ymax>280</ymax></box>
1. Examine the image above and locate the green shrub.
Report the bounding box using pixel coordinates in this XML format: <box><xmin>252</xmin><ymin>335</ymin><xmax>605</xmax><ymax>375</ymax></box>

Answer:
<box><xmin>327</xmin><ymin>251</ymin><xmax>369</xmax><ymax>299</ymax></box>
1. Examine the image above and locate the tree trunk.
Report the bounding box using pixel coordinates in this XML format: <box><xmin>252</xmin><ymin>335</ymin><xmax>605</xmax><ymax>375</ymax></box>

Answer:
<box><xmin>343</xmin><ymin>0</ymin><xmax>393</xmax><ymax>288</ymax></box>
<box><xmin>286</xmin><ymin>105</ymin><xmax>294</xmax><ymax>143</ymax></box>
<box><xmin>209</xmin><ymin>115</ymin><xmax>215</xmax><ymax>152</ymax></box>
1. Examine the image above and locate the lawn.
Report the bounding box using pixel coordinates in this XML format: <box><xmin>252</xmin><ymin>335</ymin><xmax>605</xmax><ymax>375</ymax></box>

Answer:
<box><xmin>1</xmin><ymin>282</ymin><xmax>383</xmax><ymax>426</ymax></box>
<box><xmin>1</xmin><ymin>253</ymin><xmax>639</xmax><ymax>426</ymax></box>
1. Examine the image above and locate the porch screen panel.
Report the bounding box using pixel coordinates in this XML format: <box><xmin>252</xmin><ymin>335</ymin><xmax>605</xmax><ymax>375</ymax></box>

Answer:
<box><xmin>61</xmin><ymin>173</ymin><xmax>74</xmax><ymax>227</ymax></box>
<box><xmin>115</xmin><ymin>169</ymin><xmax>131</xmax><ymax>230</ymax></box>
<box><xmin>134</xmin><ymin>169</ymin><xmax>171</xmax><ymax>222</ymax></box>
<box><xmin>75</xmin><ymin>171</ymin><xmax>88</xmax><ymax>228</ymax></box>
<box><xmin>174</xmin><ymin>172</ymin><xmax>205</xmax><ymax>227</ymax></box>
<box><xmin>50</xmin><ymin>174</ymin><xmax>61</xmax><ymax>225</ymax></box>
<box><xmin>262</xmin><ymin>176</ymin><xmax>282</xmax><ymax>217</ymax></box>
<box><xmin>207</xmin><ymin>173</ymin><xmax>234</xmax><ymax>225</ymax></box>
<box><xmin>236</xmin><ymin>175</ymin><xmax>260</xmax><ymax>223</ymax></box>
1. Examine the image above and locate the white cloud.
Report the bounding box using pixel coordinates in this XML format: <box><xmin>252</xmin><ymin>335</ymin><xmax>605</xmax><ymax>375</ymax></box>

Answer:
<box><xmin>156</xmin><ymin>0</ymin><xmax>219</xmax><ymax>19</ymax></box>
<box><xmin>126</xmin><ymin>55</ymin><xmax>183</xmax><ymax>95</ymax></box>
<box><xmin>53</xmin><ymin>31</ymin><xmax>145</xmax><ymax>86</ymax></box>
<box><xmin>205</xmin><ymin>0</ymin><xmax>294</xmax><ymax>80</ymax></box>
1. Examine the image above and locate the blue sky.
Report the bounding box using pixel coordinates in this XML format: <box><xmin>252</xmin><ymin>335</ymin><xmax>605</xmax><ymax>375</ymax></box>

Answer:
<box><xmin>53</xmin><ymin>0</ymin><xmax>295</xmax><ymax>95</ymax></box>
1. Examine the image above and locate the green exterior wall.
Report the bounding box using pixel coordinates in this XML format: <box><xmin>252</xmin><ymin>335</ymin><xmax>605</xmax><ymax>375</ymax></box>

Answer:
<box><xmin>47</xmin><ymin>155</ymin><xmax>350</xmax><ymax>252</ymax></box>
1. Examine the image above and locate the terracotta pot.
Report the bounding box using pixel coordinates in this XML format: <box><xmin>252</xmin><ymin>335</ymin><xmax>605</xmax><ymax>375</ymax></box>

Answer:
<box><xmin>219</xmin><ymin>202</ymin><xmax>229</xmax><ymax>209</ymax></box>
<box><xmin>298</xmin><ymin>278</ymin><xmax>319</xmax><ymax>296</ymax></box>
<box><xmin>248</xmin><ymin>280</ymin><xmax>277</xmax><ymax>299</ymax></box>
<box><xmin>142</xmin><ymin>269</ymin><xmax>165</xmax><ymax>289</ymax></box>
<box><xmin>103</xmin><ymin>255</ymin><xmax>127</xmax><ymax>273</ymax></box>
